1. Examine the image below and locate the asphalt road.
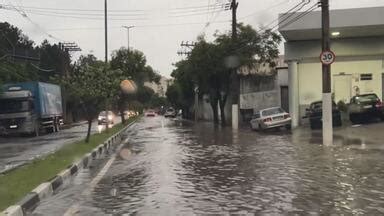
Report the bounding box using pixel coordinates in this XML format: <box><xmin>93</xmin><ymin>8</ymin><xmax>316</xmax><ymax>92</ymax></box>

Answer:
<box><xmin>0</xmin><ymin>117</ymin><xmax>122</xmax><ymax>173</ymax></box>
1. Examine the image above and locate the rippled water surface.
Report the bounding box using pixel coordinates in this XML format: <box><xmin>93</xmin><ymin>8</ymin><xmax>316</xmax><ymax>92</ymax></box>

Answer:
<box><xmin>35</xmin><ymin>117</ymin><xmax>384</xmax><ymax>215</ymax></box>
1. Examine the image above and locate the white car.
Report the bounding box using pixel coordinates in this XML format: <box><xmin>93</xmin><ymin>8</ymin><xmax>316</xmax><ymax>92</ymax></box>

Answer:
<box><xmin>98</xmin><ymin>111</ymin><xmax>115</xmax><ymax>125</ymax></box>
<box><xmin>250</xmin><ymin>107</ymin><xmax>291</xmax><ymax>131</ymax></box>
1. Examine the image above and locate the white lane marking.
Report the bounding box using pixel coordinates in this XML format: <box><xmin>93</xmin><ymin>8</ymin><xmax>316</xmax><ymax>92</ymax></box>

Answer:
<box><xmin>63</xmin><ymin>137</ymin><xmax>129</xmax><ymax>216</ymax></box>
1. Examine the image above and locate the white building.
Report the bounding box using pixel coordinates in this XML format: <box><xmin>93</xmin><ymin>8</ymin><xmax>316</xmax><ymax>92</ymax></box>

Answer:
<box><xmin>279</xmin><ymin>6</ymin><xmax>384</xmax><ymax>127</ymax></box>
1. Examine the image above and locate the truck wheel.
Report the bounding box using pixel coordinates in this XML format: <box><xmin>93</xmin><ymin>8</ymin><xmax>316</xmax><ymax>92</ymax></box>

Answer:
<box><xmin>55</xmin><ymin>121</ymin><xmax>60</xmax><ymax>132</ymax></box>
<box><xmin>33</xmin><ymin>122</ymin><xmax>39</xmax><ymax>137</ymax></box>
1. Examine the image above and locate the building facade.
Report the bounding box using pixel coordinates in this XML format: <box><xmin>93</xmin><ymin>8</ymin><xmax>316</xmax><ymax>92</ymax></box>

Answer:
<box><xmin>279</xmin><ymin>7</ymin><xmax>384</xmax><ymax>127</ymax></box>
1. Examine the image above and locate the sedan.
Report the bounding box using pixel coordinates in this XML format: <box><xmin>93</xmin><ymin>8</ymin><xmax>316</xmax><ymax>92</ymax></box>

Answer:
<box><xmin>305</xmin><ymin>100</ymin><xmax>342</xmax><ymax>129</ymax></box>
<box><xmin>145</xmin><ymin>110</ymin><xmax>156</xmax><ymax>117</ymax></box>
<box><xmin>250</xmin><ymin>107</ymin><xmax>291</xmax><ymax>131</ymax></box>
<box><xmin>348</xmin><ymin>93</ymin><xmax>384</xmax><ymax>124</ymax></box>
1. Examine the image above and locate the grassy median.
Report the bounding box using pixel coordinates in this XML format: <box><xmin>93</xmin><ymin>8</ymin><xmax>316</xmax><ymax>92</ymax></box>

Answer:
<box><xmin>0</xmin><ymin>118</ymin><xmax>137</xmax><ymax>211</ymax></box>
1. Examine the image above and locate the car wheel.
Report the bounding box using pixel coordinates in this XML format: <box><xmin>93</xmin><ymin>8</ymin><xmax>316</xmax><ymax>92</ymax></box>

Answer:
<box><xmin>350</xmin><ymin>114</ymin><xmax>359</xmax><ymax>124</ymax></box>
<box><xmin>310</xmin><ymin>120</ymin><xmax>320</xmax><ymax>130</ymax></box>
<box><xmin>285</xmin><ymin>124</ymin><xmax>292</xmax><ymax>130</ymax></box>
<box><xmin>334</xmin><ymin>116</ymin><xmax>342</xmax><ymax>127</ymax></box>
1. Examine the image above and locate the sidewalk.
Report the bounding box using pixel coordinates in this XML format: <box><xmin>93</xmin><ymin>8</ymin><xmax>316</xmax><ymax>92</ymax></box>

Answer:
<box><xmin>292</xmin><ymin>121</ymin><xmax>384</xmax><ymax>148</ymax></box>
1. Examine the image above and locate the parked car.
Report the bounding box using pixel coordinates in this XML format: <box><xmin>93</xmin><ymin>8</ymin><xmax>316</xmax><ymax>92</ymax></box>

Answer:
<box><xmin>145</xmin><ymin>110</ymin><xmax>156</xmax><ymax>117</ymax></box>
<box><xmin>164</xmin><ymin>108</ymin><xmax>177</xmax><ymax>118</ymax></box>
<box><xmin>250</xmin><ymin>107</ymin><xmax>291</xmax><ymax>131</ymax></box>
<box><xmin>305</xmin><ymin>100</ymin><xmax>342</xmax><ymax>129</ymax></box>
<box><xmin>348</xmin><ymin>93</ymin><xmax>384</xmax><ymax>124</ymax></box>
<box><xmin>98</xmin><ymin>111</ymin><xmax>115</xmax><ymax>125</ymax></box>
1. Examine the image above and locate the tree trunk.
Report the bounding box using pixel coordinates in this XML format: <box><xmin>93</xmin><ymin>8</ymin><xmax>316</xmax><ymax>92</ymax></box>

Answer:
<box><xmin>120</xmin><ymin>111</ymin><xmax>126</xmax><ymax>125</ymax></box>
<box><xmin>85</xmin><ymin>119</ymin><xmax>92</xmax><ymax>143</ymax></box>
<box><xmin>219</xmin><ymin>94</ymin><xmax>228</xmax><ymax>126</ymax></box>
<box><xmin>210</xmin><ymin>97</ymin><xmax>219</xmax><ymax>125</ymax></box>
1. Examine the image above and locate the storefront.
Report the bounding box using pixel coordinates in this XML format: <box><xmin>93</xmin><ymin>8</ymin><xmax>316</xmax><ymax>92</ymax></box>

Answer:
<box><xmin>279</xmin><ymin>6</ymin><xmax>384</xmax><ymax>127</ymax></box>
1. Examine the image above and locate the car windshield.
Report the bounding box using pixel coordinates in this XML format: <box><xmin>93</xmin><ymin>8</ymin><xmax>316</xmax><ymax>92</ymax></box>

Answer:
<box><xmin>355</xmin><ymin>94</ymin><xmax>378</xmax><ymax>103</ymax></box>
<box><xmin>99</xmin><ymin>111</ymin><xmax>112</xmax><ymax>116</ymax></box>
<box><xmin>0</xmin><ymin>99</ymin><xmax>30</xmax><ymax>114</ymax></box>
<box><xmin>262</xmin><ymin>108</ymin><xmax>284</xmax><ymax>116</ymax></box>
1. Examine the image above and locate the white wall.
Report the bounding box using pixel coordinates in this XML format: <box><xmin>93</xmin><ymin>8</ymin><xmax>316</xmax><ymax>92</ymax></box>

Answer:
<box><xmin>297</xmin><ymin>59</ymin><xmax>383</xmax><ymax>119</ymax></box>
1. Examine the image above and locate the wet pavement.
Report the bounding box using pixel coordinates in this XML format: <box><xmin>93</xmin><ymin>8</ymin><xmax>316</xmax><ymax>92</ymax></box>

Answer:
<box><xmin>34</xmin><ymin>117</ymin><xmax>384</xmax><ymax>215</ymax></box>
<box><xmin>0</xmin><ymin>119</ymin><xmax>121</xmax><ymax>173</ymax></box>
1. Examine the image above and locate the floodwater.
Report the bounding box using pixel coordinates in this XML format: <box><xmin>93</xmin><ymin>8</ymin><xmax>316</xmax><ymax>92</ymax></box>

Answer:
<box><xmin>34</xmin><ymin>116</ymin><xmax>384</xmax><ymax>215</ymax></box>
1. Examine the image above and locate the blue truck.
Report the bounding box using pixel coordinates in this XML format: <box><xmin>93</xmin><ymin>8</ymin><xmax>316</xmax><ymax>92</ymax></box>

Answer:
<box><xmin>0</xmin><ymin>82</ymin><xmax>63</xmax><ymax>136</ymax></box>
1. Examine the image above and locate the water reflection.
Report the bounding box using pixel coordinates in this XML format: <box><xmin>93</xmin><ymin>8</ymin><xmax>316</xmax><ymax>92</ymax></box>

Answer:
<box><xmin>74</xmin><ymin>117</ymin><xmax>384</xmax><ymax>214</ymax></box>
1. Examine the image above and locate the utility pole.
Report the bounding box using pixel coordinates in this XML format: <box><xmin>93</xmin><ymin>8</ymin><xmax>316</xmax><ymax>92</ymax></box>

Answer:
<box><xmin>122</xmin><ymin>25</ymin><xmax>134</xmax><ymax>51</ymax></box>
<box><xmin>321</xmin><ymin>0</ymin><xmax>333</xmax><ymax>146</ymax></box>
<box><xmin>194</xmin><ymin>86</ymin><xmax>199</xmax><ymax>122</ymax></box>
<box><xmin>177</xmin><ymin>41</ymin><xmax>195</xmax><ymax>57</ymax></box>
<box><xmin>104</xmin><ymin>0</ymin><xmax>110</xmax><ymax>131</ymax></box>
<box><xmin>230</xmin><ymin>0</ymin><xmax>239</xmax><ymax>130</ymax></box>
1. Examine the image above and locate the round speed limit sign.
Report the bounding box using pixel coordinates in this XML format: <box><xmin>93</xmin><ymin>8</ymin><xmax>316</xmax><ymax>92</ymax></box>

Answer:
<box><xmin>320</xmin><ymin>50</ymin><xmax>336</xmax><ymax>65</ymax></box>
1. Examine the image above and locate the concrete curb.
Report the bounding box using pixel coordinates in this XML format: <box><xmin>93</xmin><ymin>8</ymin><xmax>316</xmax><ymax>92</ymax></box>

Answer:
<box><xmin>2</xmin><ymin>120</ymin><xmax>136</xmax><ymax>216</ymax></box>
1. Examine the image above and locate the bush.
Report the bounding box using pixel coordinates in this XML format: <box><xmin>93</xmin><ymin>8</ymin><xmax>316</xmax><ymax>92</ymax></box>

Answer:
<box><xmin>337</xmin><ymin>100</ymin><xmax>348</xmax><ymax>112</ymax></box>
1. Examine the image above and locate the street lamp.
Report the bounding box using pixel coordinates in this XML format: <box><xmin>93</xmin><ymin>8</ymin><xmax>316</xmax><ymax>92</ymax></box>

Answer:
<box><xmin>122</xmin><ymin>25</ymin><xmax>135</xmax><ymax>51</ymax></box>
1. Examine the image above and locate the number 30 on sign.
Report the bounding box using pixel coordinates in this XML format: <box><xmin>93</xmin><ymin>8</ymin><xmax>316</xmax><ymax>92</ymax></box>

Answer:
<box><xmin>320</xmin><ymin>50</ymin><xmax>336</xmax><ymax>65</ymax></box>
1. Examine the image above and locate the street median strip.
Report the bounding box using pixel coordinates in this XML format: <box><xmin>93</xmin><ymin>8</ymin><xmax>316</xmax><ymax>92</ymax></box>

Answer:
<box><xmin>0</xmin><ymin>118</ymin><xmax>138</xmax><ymax>214</ymax></box>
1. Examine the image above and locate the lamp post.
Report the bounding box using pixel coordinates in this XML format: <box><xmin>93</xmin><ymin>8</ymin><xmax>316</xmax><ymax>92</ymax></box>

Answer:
<box><xmin>122</xmin><ymin>25</ymin><xmax>135</xmax><ymax>51</ymax></box>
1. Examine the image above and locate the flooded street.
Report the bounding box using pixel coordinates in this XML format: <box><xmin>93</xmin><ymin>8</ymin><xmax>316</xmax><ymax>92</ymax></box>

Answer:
<box><xmin>35</xmin><ymin>116</ymin><xmax>384</xmax><ymax>215</ymax></box>
<box><xmin>0</xmin><ymin>120</ymin><xmax>120</xmax><ymax>173</ymax></box>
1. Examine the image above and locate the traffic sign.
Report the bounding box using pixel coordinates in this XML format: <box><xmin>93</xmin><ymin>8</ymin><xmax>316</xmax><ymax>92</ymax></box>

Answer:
<box><xmin>320</xmin><ymin>50</ymin><xmax>335</xmax><ymax>65</ymax></box>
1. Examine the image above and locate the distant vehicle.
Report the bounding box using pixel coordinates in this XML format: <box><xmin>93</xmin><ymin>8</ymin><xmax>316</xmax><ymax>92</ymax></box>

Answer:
<box><xmin>119</xmin><ymin>110</ymin><xmax>136</xmax><ymax>119</ymax></box>
<box><xmin>0</xmin><ymin>82</ymin><xmax>63</xmax><ymax>136</ymax></box>
<box><xmin>348</xmin><ymin>93</ymin><xmax>384</xmax><ymax>124</ymax></box>
<box><xmin>305</xmin><ymin>100</ymin><xmax>342</xmax><ymax>129</ymax></box>
<box><xmin>250</xmin><ymin>107</ymin><xmax>291</xmax><ymax>131</ymax></box>
<box><xmin>145</xmin><ymin>110</ymin><xmax>156</xmax><ymax>117</ymax></box>
<box><xmin>164</xmin><ymin>108</ymin><xmax>176</xmax><ymax>118</ymax></box>
<box><xmin>98</xmin><ymin>111</ymin><xmax>115</xmax><ymax>125</ymax></box>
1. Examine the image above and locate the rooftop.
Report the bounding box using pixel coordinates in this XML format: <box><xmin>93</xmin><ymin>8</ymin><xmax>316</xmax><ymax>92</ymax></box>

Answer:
<box><xmin>278</xmin><ymin>6</ymin><xmax>384</xmax><ymax>41</ymax></box>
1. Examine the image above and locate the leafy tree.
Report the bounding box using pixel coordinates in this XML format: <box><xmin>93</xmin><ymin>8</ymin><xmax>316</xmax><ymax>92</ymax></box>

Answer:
<box><xmin>59</xmin><ymin>54</ymin><xmax>123</xmax><ymax>142</ymax></box>
<box><xmin>110</xmin><ymin>48</ymin><xmax>160</xmax><ymax>86</ymax></box>
<box><xmin>110</xmin><ymin>47</ymin><xmax>161</xmax><ymax>122</ymax></box>
<box><xmin>170</xmin><ymin>23</ymin><xmax>281</xmax><ymax>125</ymax></box>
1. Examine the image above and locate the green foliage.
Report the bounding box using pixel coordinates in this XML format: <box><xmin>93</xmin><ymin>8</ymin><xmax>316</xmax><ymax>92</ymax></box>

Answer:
<box><xmin>59</xmin><ymin>55</ymin><xmax>123</xmax><ymax>120</ymax></box>
<box><xmin>168</xmin><ymin>23</ymin><xmax>282</xmax><ymax>123</ymax></box>
<box><xmin>110</xmin><ymin>48</ymin><xmax>160</xmax><ymax>86</ymax></box>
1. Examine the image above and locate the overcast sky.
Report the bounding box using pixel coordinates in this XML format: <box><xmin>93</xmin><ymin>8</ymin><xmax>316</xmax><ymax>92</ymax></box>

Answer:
<box><xmin>1</xmin><ymin>0</ymin><xmax>384</xmax><ymax>77</ymax></box>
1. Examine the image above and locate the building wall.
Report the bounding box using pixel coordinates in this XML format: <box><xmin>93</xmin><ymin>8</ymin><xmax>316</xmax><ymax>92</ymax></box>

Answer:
<box><xmin>297</xmin><ymin>59</ymin><xmax>383</xmax><ymax>121</ymax></box>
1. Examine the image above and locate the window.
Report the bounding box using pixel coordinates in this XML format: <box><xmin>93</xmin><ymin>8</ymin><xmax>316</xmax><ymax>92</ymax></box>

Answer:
<box><xmin>360</xmin><ymin>74</ymin><xmax>372</xmax><ymax>81</ymax></box>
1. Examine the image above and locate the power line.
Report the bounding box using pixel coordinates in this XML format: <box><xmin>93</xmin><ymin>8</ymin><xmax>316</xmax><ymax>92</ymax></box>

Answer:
<box><xmin>5</xmin><ymin>3</ymin><xmax>64</xmax><ymax>41</ymax></box>
<box><xmin>234</xmin><ymin>1</ymin><xmax>318</xmax><ymax>53</ymax></box>
<box><xmin>277</xmin><ymin>2</ymin><xmax>320</xmax><ymax>31</ymax></box>
<box><xmin>0</xmin><ymin>3</ymin><xmax>229</xmax><ymax>13</ymax></box>
<box><xmin>25</xmin><ymin>11</ymin><xmax>149</xmax><ymax>21</ymax></box>
<box><xmin>46</xmin><ymin>20</ymin><xmax>231</xmax><ymax>32</ymax></box>
<box><xmin>238</xmin><ymin>0</ymin><xmax>291</xmax><ymax>20</ymax></box>
<box><xmin>0</xmin><ymin>4</ymin><xmax>144</xmax><ymax>12</ymax></box>
<box><xmin>20</xmin><ymin>9</ymin><xmax>146</xmax><ymax>17</ymax></box>
<box><xmin>268</xmin><ymin>0</ymin><xmax>314</xmax><ymax>31</ymax></box>
<box><xmin>256</xmin><ymin>0</ymin><xmax>311</xmax><ymax>33</ymax></box>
